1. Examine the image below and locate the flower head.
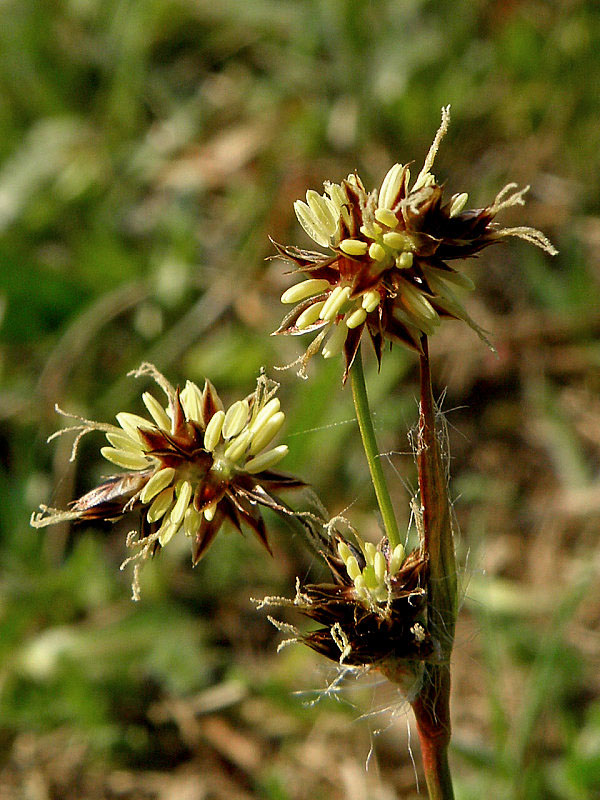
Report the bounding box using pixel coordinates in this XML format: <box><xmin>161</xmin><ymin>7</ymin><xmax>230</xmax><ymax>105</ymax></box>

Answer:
<box><xmin>259</xmin><ymin>524</ymin><xmax>433</xmax><ymax>691</ymax></box>
<box><xmin>32</xmin><ymin>364</ymin><xmax>304</xmax><ymax>588</ymax></box>
<box><xmin>274</xmin><ymin>106</ymin><xmax>557</xmax><ymax>380</ymax></box>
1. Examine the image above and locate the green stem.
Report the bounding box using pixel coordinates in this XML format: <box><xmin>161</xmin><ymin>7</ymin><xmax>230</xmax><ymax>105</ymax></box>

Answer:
<box><xmin>349</xmin><ymin>348</ymin><xmax>401</xmax><ymax>549</ymax></box>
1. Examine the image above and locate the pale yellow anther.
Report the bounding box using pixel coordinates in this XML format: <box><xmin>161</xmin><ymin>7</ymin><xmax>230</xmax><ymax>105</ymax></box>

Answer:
<box><xmin>379</xmin><ymin>163</ymin><xmax>405</xmax><ymax>210</ymax></box>
<box><xmin>158</xmin><ymin>519</ymin><xmax>178</xmax><ymax>547</ymax></box>
<box><xmin>325</xmin><ymin>181</ymin><xmax>346</xmax><ymax>207</ymax></box>
<box><xmin>345</xmin><ymin>308</ymin><xmax>367</xmax><ymax>329</ymax></box>
<box><xmin>222</xmin><ymin>399</ymin><xmax>249</xmax><ymax>440</ymax></box>
<box><xmin>250</xmin><ymin>398</ymin><xmax>281</xmax><ymax>436</ymax></box>
<box><xmin>382</xmin><ymin>231</ymin><xmax>410</xmax><ymax>250</ymax></box>
<box><xmin>389</xmin><ymin>543</ymin><xmax>406</xmax><ymax>574</ymax></box>
<box><xmin>362</xmin><ymin>290</ymin><xmax>381</xmax><ymax>312</ymax></box>
<box><xmin>296</xmin><ymin>300</ymin><xmax>325</xmax><ymax>330</ymax></box>
<box><xmin>346</xmin><ymin>556</ymin><xmax>361</xmax><ymax>582</ymax></box>
<box><xmin>204</xmin><ymin>409</ymin><xmax>225</xmax><ymax>452</ymax></box>
<box><xmin>319</xmin><ymin>286</ymin><xmax>342</xmax><ymax>320</ymax></box>
<box><xmin>360</xmin><ymin>222</ymin><xmax>383</xmax><ymax>239</ymax></box>
<box><xmin>449</xmin><ymin>192</ymin><xmax>469</xmax><ymax>217</ymax></box>
<box><xmin>281</xmin><ymin>279</ymin><xmax>330</xmax><ymax>304</ymax></box>
<box><xmin>147</xmin><ymin>487</ymin><xmax>174</xmax><ymax>523</ymax></box>
<box><xmin>353</xmin><ymin>574</ymin><xmax>367</xmax><ymax>594</ymax></box>
<box><xmin>100</xmin><ymin>447</ymin><xmax>150</xmax><ymax>471</ymax></box>
<box><xmin>105</xmin><ymin>431</ymin><xmax>143</xmax><ymax>453</ymax></box>
<box><xmin>363</xmin><ymin>541</ymin><xmax>377</xmax><ymax>564</ymax></box>
<box><xmin>244</xmin><ymin>444</ymin><xmax>288</xmax><ymax>474</ymax></box>
<box><xmin>362</xmin><ymin>565</ymin><xmax>379</xmax><ymax>591</ymax></box>
<box><xmin>374</xmin><ymin>551</ymin><xmax>387</xmax><ymax>583</ymax></box>
<box><xmin>223</xmin><ymin>429</ymin><xmax>251</xmax><ymax>463</ymax></box>
<box><xmin>139</xmin><ymin>467</ymin><xmax>176</xmax><ymax>504</ymax></box>
<box><xmin>249</xmin><ymin>411</ymin><xmax>285</xmax><ymax>455</ymax></box>
<box><xmin>397</xmin><ymin>252</ymin><xmax>414</xmax><ymax>269</ymax></box>
<box><xmin>339</xmin><ymin>238</ymin><xmax>368</xmax><ymax>257</ymax></box>
<box><xmin>116</xmin><ymin>412</ymin><xmax>154</xmax><ymax>441</ymax></box>
<box><xmin>320</xmin><ymin>285</ymin><xmax>351</xmax><ymax>322</ymax></box>
<box><xmin>325</xmin><ymin>181</ymin><xmax>351</xmax><ymax>226</ymax></box>
<box><xmin>179</xmin><ymin>381</ymin><xmax>204</xmax><ymax>425</ymax></box>
<box><xmin>142</xmin><ymin>392</ymin><xmax>171</xmax><ymax>430</ymax></box>
<box><xmin>322</xmin><ymin>320</ymin><xmax>348</xmax><ymax>359</ymax></box>
<box><xmin>170</xmin><ymin>480</ymin><xmax>193</xmax><ymax>525</ymax></box>
<box><xmin>368</xmin><ymin>242</ymin><xmax>386</xmax><ymax>262</ymax></box>
<box><xmin>203</xmin><ymin>502</ymin><xmax>217</xmax><ymax>521</ymax></box>
<box><xmin>374</xmin><ymin>207</ymin><xmax>399</xmax><ymax>229</ymax></box>
<box><xmin>337</xmin><ymin>541</ymin><xmax>353</xmax><ymax>564</ymax></box>
<box><xmin>183</xmin><ymin>505</ymin><xmax>202</xmax><ymax>537</ymax></box>
<box><xmin>413</xmin><ymin>171</ymin><xmax>436</xmax><ymax>191</ymax></box>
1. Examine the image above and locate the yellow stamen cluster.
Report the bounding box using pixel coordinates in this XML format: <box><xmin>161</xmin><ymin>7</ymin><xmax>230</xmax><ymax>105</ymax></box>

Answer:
<box><xmin>278</xmin><ymin>106</ymin><xmax>556</xmax><ymax>372</ymax></box>
<box><xmin>337</xmin><ymin>536</ymin><xmax>406</xmax><ymax>606</ymax></box>
<box><xmin>101</xmin><ymin>381</ymin><xmax>288</xmax><ymax>547</ymax></box>
<box><xmin>283</xmin><ymin>159</ymin><xmax>438</xmax><ymax>357</ymax></box>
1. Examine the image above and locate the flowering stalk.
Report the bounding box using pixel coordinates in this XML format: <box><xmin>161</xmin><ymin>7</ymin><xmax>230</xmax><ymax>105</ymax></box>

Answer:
<box><xmin>411</xmin><ymin>335</ymin><xmax>457</xmax><ymax>800</ymax></box>
<box><xmin>269</xmin><ymin>107</ymin><xmax>557</xmax><ymax>798</ymax></box>
<box><xmin>349</xmin><ymin>347</ymin><xmax>401</xmax><ymax>550</ymax></box>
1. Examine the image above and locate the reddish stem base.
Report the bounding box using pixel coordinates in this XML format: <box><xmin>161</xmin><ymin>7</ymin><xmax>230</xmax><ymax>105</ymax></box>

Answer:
<box><xmin>412</xmin><ymin>665</ymin><xmax>454</xmax><ymax>800</ymax></box>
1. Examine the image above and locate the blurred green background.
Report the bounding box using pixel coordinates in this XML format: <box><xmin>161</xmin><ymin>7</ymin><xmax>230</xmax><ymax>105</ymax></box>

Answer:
<box><xmin>1</xmin><ymin>1</ymin><xmax>599</xmax><ymax>798</ymax></box>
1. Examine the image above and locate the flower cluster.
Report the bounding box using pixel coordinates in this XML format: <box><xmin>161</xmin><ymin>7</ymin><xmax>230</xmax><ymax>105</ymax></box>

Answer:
<box><xmin>274</xmin><ymin>106</ymin><xmax>557</xmax><ymax>379</ymax></box>
<box><xmin>32</xmin><ymin>364</ymin><xmax>303</xmax><ymax>578</ymax></box>
<box><xmin>259</xmin><ymin>525</ymin><xmax>433</xmax><ymax>686</ymax></box>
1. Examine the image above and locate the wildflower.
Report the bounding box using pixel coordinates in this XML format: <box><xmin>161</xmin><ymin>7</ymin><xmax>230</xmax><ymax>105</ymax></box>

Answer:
<box><xmin>274</xmin><ymin>106</ymin><xmax>557</xmax><ymax>380</ymax></box>
<box><xmin>31</xmin><ymin>364</ymin><xmax>304</xmax><ymax>575</ymax></box>
<box><xmin>259</xmin><ymin>524</ymin><xmax>433</xmax><ymax>691</ymax></box>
